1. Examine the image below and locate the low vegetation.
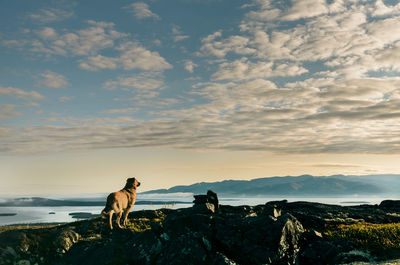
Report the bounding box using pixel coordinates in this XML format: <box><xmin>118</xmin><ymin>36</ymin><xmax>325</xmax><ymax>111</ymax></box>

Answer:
<box><xmin>0</xmin><ymin>224</ymin><xmax>60</xmax><ymax>234</ymax></box>
<box><xmin>325</xmin><ymin>222</ymin><xmax>400</xmax><ymax>256</ymax></box>
<box><xmin>126</xmin><ymin>216</ymin><xmax>165</xmax><ymax>232</ymax></box>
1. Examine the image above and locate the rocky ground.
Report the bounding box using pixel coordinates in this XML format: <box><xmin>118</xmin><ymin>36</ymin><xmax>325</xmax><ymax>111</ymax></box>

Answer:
<box><xmin>1</xmin><ymin>194</ymin><xmax>400</xmax><ymax>265</ymax></box>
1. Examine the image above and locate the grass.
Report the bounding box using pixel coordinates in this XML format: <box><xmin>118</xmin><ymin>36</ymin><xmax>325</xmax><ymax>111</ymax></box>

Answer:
<box><xmin>0</xmin><ymin>223</ymin><xmax>61</xmax><ymax>234</ymax></box>
<box><xmin>126</xmin><ymin>216</ymin><xmax>165</xmax><ymax>233</ymax></box>
<box><xmin>325</xmin><ymin>222</ymin><xmax>400</xmax><ymax>256</ymax></box>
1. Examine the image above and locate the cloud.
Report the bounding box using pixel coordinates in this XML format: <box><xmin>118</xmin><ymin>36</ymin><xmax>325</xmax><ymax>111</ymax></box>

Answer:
<box><xmin>37</xmin><ymin>71</ymin><xmax>69</xmax><ymax>88</ymax></box>
<box><xmin>4</xmin><ymin>0</ymin><xmax>400</xmax><ymax>156</ymax></box>
<box><xmin>80</xmin><ymin>41</ymin><xmax>172</xmax><ymax>71</ymax></box>
<box><xmin>0</xmin><ymin>102</ymin><xmax>39</xmax><ymax>120</ymax></box>
<box><xmin>3</xmin><ymin>75</ymin><xmax>400</xmax><ymax>154</ymax></box>
<box><xmin>13</xmin><ymin>21</ymin><xmax>171</xmax><ymax>73</ymax></box>
<box><xmin>36</xmin><ymin>27</ymin><xmax>58</xmax><ymax>40</ymax></box>
<box><xmin>0</xmin><ymin>104</ymin><xmax>21</xmax><ymax>119</ymax></box>
<box><xmin>370</xmin><ymin>0</ymin><xmax>400</xmax><ymax>17</ymax></box>
<box><xmin>172</xmin><ymin>25</ymin><xmax>189</xmax><ymax>42</ymax></box>
<box><xmin>125</xmin><ymin>2</ymin><xmax>160</xmax><ymax>20</ymax></box>
<box><xmin>30</xmin><ymin>21</ymin><xmax>127</xmax><ymax>57</ymax></box>
<box><xmin>200</xmin><ymin>31</ymin><xmax>256</xmax><ymax>58</ymax></box>
<box><xmin>103</xmin><ymin>72</ymin><xmax>165</xmax><ymax>99</ymax></box>
<box><xmin>102</xmin><ymin>108</ymin><xmax>138</xmax><ymax>114</ymax></box>
<box><xmin>184</xmin><ymin>60</ymin><xmax>197</xmax><ymax>73</ymax></box>
<box><xmin>282</xmin><ymin>0</ymin><xmax>329</xmax><ymax>21</ymax></box>
<box><xmin>59</xmin><ymin>96</ymin><xmax>74</xmax><ymax>102</ymax></box>
<box><xmin>212</xmin><ymin>58</ymin><xmax>308</xmax><ymax>80</ymax></box>
<box><xmin>311</xmin><ymin>163</ymin><xmax>362</xmax><ymax>168</ymax></box>
<box><xmin>209</xmin><ymin>0</ymin><xmax>400</xmax><ymax>80</ymax></box>
<box><xmin>29</xmin><ymin>7</ymin><xmax>74</xmax><ymax>23</ymax></box>
<box><xmin>0</xmin><ymin>86</ymin><xmax>44</xmax><ymax>100</ymax></box>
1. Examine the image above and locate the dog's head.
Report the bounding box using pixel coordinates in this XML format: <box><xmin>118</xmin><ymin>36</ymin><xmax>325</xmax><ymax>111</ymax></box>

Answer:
<box><xmin>125</xmin><ymin>177</ymin><xmax>141</xmax><ymax>190</ymax></box>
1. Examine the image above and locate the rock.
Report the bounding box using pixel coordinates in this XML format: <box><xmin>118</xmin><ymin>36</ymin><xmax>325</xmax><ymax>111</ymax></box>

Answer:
<box><xmin>193</xmin><ymin>202</ymin><xmax>215</xmax><ymax>213</ymax></box>
<box><xmin>3</xmin><ymin>200</ymin><xmax>400</xmax><ymax>264</ymax></box>
<box><xmin>299</xmin><ymin>239</ymin><xmax>358</xmax><ymax>264</ymax></box>
<box><xmin>278</xmin><ymin>214</ymin><xmax>305</xmax><ymax>264</ymax></box>
<box><xmin>273</xmin><ymin>207</ymin><xmax>282</xmax><ymax>218</ymax></box>
<box><xmin>380</xmin><ymin>200</ymin><xmax>400</xmax><ymax>209</ymax></box>
<box><xmin>0</xmin><ymin>246</ymin><xmax>18</xmax><ymax>265</ymax></box>
<box><xmin>214</xmin><ymin>212</ymin><xmax>304</xmax><ymax>265</ymax></box>
<box><xmin>193</xmin><ymin>190</ymin><xmax>219</xmax><ymax>211</ymax></box>
<box><xmin>337</xmin><ymin>250</ymin><xmax>372</xmax><ymax>263</ymax></box>
<box><xmin>202</xmin><ymin>237</ymin><xmax>212</xmax><ymax>251</ymax></box>
<box><xmin>213</xmin><ymin>252</ymin><xmax>237</xmax><ymax>265</ymax></box>
<box><xmin>206</xmin><ymin>190</ymin><xmax>219</xmax><ymax>210</ymax></box>
<box><xmin>160</xmin><ymin>233</ymin><xmax>169</xmax><ymax>241</ymax></box>
<box><xmin>16</xmin><ymin>260</ymin><xmax>30</xmax><ymax>265</ymax></box>
<box><xmin>55</xmin><ymin>229</ymin><xmax>80</xmax><ymax>254</ymax></box>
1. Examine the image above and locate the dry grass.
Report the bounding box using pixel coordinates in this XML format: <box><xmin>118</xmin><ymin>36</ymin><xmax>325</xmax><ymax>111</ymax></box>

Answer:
<box><xmin>0</xmin><ymin>223</ymin><xmax>62</xmax><ymax>234</ymax></box>
<box><xmin>325</xmin><ymin>222</ymin><xmax>400</xmax><ymax>255</ymax></box>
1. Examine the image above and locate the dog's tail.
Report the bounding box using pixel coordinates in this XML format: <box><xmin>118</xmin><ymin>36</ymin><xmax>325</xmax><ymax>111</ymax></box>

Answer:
<box><xmin>101</xmin><ymin>205</ymin><xmax>112</xmax><ymax>219</ymax></box>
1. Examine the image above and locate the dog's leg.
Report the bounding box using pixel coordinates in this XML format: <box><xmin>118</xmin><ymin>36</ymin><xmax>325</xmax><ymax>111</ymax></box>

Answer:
<box><xmin>108</xmin><ymin>210</ymin><xmax>114</xmax><ymax>230</ymax></box>
<box><xmin>121</xmin><ymin>210</ymin><xmax>128</xmax><ymax>227</ymax></box>
<box><xmin>116</xmin><ymin>211</ymin><xmax>123</xmax><ymax>229</ymax></box>
<box><xmin>123</xmin><ymin>205</ymin><xmax>133</xmax><ymax>227</ymax></box>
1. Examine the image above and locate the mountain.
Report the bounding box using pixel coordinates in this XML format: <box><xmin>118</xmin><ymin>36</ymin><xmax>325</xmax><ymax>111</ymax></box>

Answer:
<box><xmin>142</xmin><ymin>174</ymin><xmax>398</xmax><ymax>196</ymax></box>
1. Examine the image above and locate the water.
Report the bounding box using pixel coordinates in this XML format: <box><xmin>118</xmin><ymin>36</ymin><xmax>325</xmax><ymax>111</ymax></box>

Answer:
<box><xmin>0</xmin><ymin>194</ymin><xmax>397</xmax><ymax>226</ymax></box>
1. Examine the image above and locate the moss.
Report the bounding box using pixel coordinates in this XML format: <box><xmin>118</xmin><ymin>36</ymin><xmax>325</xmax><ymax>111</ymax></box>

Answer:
<box><xmin>325</xmin><ymin>222</ymin><xmax>400</xmax><ymax>256</ymax></box>
<box><xmin>126</xmin><ymin>216</ymin><xmax>165</xmax><ymax>233</ymax></box>
<box><xmin>126</xmin><ymin>220</ymin><xmax>152</xmax><ymax>232</ymax></box>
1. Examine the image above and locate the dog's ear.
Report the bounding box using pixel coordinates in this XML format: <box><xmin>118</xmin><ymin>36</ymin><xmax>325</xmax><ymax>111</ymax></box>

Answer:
<box><xmin>124</xmin><ymin>177</ymin><xmax>136</xmax><ymax>189</ymax></box>
<box><xmin>127</xmin><ymin>177</ymin><xmax>135</xmax><ymax>183</ymax></box>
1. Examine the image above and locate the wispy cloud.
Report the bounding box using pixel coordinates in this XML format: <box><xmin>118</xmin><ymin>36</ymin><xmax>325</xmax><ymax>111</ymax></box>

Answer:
<box><xmin>200</xmin><ymin>31</ymin><xmax>255</xmax><ymax>58</ymax></box>
<box><xmin>36</xmin><ymin>71</ymin><xmax>68</xmax><ymax>88</ymax></box>
<box><xmin>0</xmin><ymin>86</ymin><xmax>44</xmax><ymax>100</ymax></box>
<box><xmin>31</xmin><ymin>21</ymin><xmax>127</xmax><ymax>57</ymax></box>
<box><xmin>80</xmin><ymin>41</ymin><xmax>172</xmax><ymax>71</ymax></box>
<box><xmin>172</xmin><ymin>25</ymin><xmax>189</xmax><ymax>42</ymax></box>
<box><xmin>0</xmin><ymin>103</ymin><xmax>39</xmax><ymax>120</ymax></box>
<box><xmin>58</xmin><ymin>96</ymin><xmax>74</xmax><ymax>102</ymax></box>
<box><xmin>125</xmin><ymin>2</ymin><xmax>160</xmax><ymax>20</ymax></box>
<box><xmin>102</xmin><ymin>108</ymin><xmax>138</xmax><ymax>114</ymax></box>
<box><xmin>29</xmin><ymin>7</ymin><xmax>74</xmax><ymax>23</ymax></box>
<box><xmin>212</xmin><ymin>58</ymin><xmax>308</xmax><ymax>80</ymax></box>
<box><xmin>103</xmin><ymin>72</ymin><xmax>165</xmax><ymax>99</ymax></box>
<box><xmin>0</xmin><ymin>104</ymin><xmax>22</xmax><ymax>119</ymax></box>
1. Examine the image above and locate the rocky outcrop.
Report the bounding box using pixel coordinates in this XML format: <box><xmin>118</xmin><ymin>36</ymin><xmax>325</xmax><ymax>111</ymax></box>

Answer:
<box><xmin>1</xmin><ymin>196</ymin><xmax>400</xmax><ymax>265</ymax></box>
<box><xmin>193</xmin><ymin>189</ymin><xmax>219</xmax><ymax>211</ymax></box>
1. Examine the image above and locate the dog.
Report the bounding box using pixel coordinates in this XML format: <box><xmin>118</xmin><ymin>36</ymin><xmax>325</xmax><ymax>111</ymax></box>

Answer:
<box><xmin>101</xmin><ymin>177</ymin><xmax>140</xmax><ymax>229</ymax></box>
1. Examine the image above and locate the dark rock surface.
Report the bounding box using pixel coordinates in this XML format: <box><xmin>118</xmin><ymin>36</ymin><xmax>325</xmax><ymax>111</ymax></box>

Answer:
<box><xmin>1</xmin><ymin>197</ymin><xmax>400</xmax><ymax>265</ymax></box>
<box><xmin>193</xmin><ymin>189</ymin><xmax>219</xmax><ymax>211</ymax></box>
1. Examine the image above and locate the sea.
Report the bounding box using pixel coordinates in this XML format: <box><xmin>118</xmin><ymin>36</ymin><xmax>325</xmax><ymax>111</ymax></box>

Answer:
<box><xmin>0</xmin><ymin>193</ymin><xmax>398</xmax><ymax>226</ymax></box>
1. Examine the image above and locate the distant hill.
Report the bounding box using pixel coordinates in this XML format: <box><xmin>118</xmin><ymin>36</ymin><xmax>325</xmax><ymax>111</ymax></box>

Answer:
<box><xmin>142</xmin><ymin>174</ymin><xmax>400</xmax><ymax>196</ymax></box>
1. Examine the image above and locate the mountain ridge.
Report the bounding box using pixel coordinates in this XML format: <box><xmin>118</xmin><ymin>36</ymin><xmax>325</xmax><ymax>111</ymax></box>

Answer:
<box><xmin>142</xmin><ymin>174</ymin><xmax>400</xmax><ymax>196</ymax></box>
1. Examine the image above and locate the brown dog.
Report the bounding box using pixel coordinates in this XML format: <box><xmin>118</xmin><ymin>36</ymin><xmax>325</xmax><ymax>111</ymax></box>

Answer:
<box><xmin>101</xmin><ymin>177</ymin><xmax>140</xmax><ymax>229</ymax></box>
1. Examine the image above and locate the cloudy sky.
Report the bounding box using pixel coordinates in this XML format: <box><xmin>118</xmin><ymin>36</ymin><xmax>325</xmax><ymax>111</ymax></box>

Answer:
<box><xmin>1</xmin><ymin>0</ymin><xmax>400</xmax><ymax>195</ymax></box>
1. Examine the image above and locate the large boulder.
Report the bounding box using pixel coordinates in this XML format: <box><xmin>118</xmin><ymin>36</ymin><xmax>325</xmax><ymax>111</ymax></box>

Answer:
<box><xmin>214</xmin><ymin>210</ymin><xmax>304</xmax><ymax>265</ymax></box>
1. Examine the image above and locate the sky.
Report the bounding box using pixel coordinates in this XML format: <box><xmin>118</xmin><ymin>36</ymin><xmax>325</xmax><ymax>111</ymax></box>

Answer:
<box><xmin>1</xmin><ymin>0</ymin><xmax>400</xmax><ymax>195</ymax></box>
